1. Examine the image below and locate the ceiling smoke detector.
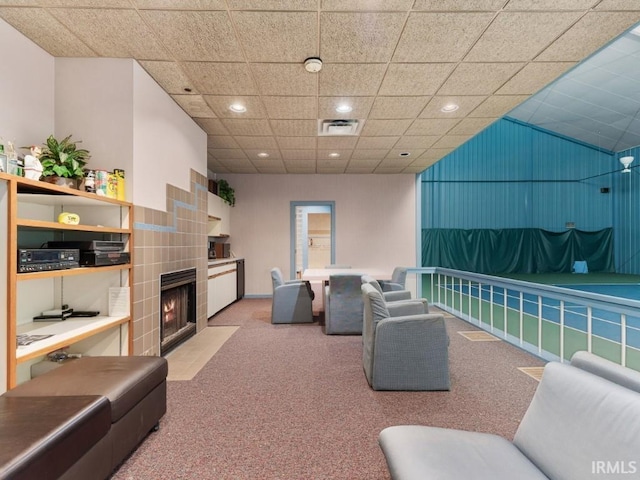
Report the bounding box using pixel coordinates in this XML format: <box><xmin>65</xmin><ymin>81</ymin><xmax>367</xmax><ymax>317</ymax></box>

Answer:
<box><xmin>304</xmin><ymin>57</ymin><xmax>323</xmax><ymax>73</ymax></box>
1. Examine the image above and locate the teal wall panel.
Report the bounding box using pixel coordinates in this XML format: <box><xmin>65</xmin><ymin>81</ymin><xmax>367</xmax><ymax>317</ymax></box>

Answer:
<box><xmin>613</xmin><ymin>146</ymin><xmax>640</xmax><ymax>273</ymax></box>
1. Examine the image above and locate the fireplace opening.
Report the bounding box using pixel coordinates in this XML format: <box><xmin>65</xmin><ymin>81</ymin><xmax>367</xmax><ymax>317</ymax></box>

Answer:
<box><xmin>160</xmin><ymin>268</ymin><xmax>197</xmax><ymax>356</ymax></box>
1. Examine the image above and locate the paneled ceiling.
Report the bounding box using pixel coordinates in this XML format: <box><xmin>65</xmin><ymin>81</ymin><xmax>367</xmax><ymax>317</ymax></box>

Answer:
<box><xmin>1</xmin><ymin>1</ymin><xmax>639</xmax><ymax>174</ymax></box>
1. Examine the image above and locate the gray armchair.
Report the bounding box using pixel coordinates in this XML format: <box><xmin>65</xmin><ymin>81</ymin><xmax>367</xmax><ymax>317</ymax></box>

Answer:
<box><xmin>324</xmin><ymin>274</ymin><xmax>363</xmax><ymax>334</ymax></box>
<box><xmin>378</xmin><ymin>266</ymin><xmax>407</xmax><ymax>292</ymax></box>
<box><xmin>270</xmin><ymin>268</ymin><xmax>314</xmax><ymax>324</ymax></box>
<box><xmin>361</xmin><ymin>275</ymin><xmax>414</xmax><ymax>303</ymax></box>
<box><xmin>361</xmin><ymin>283</ymin><xmax>450</xmax><ymax>391</ymax></box>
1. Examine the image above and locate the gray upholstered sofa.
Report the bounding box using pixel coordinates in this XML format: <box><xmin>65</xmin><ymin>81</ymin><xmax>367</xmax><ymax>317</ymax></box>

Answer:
<box><xmin>378</xmin><ymin>351</ymin><xmax>640</xmax><ymax>480</ymax></box>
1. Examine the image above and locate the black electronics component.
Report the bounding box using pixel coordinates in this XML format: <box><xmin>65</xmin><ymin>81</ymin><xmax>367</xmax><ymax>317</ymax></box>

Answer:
<box><xmin>18</xmin><ymin>248</ymin><xmax>80</xmax><ymax>273</ymax></box>
<box><xmin>45</xmin><ymin>240</ymin><xmax>125</xmax><ymax>252</ymax></box>
<box><xmin>80</xmin><ymin>251</ymin><xmax>130</xmax><ymax>266</ymax></box>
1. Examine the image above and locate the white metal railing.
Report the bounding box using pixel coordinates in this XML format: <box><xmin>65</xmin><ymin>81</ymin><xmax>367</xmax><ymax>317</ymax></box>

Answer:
<box><xmin>408</xmin><ymin>267</ymin><xmax>640</xmax><ymax>370</ymax></box>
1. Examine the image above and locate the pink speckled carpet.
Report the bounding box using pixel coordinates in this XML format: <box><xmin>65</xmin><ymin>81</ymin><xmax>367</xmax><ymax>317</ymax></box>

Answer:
<box><xmin>111</xmin><ymin>298</ymin><xmax>543</xmax><ymax>480</ymax></box>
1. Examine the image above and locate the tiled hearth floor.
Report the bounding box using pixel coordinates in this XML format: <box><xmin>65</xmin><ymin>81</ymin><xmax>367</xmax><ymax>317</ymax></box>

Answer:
<box><xmin>164</xmin><ymin>326</ymin><xmax>238</xmax><ymax>381</ymax></box>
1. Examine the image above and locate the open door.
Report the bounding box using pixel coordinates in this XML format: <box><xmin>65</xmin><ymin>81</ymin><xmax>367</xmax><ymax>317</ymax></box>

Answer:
<box><xmin>291</xmin><ymin>202</ymin><xmax>335</xmax><ymax>279</ymax></box>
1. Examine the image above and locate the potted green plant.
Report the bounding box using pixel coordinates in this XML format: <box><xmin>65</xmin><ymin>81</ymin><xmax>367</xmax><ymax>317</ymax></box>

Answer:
<box><xmin>217</xmin><ymin>178</ymin><xmax>235</xmax><ymax>206</ymax></box>
<box><xmin>39</xmin><ymin>134</ymin><xmax>90</xmax><ymax>188</ymax></box>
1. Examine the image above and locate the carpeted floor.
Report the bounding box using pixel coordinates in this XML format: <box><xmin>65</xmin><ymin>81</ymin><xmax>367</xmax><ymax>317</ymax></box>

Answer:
<box><xmin>111</xmin><ymin>298</ymin><xmax>545</xmax><ymax>480</ymax></box>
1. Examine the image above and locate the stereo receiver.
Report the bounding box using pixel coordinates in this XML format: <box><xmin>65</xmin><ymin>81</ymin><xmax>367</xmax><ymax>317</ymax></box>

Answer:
<box><xmin>18</xmin><ymin>248</ymin><xmax>80</xmax><ymax>273</ymax></box>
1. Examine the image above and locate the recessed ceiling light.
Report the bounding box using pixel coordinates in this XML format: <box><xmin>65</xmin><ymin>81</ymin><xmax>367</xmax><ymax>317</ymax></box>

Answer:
<box><xmin>183</xmin><ymin>87</ymin><xmax>192</xmax><ymax>93</ymax></box>
<box><xmin>440</xmin><ymin>103</ymin><xmax>459</xmax><ymax>113</ymax></box>
<box><xmin>328</xmin><ymin>152</ymin><xmax>340</xmax><ymax>158</ymax></box>
<box><xmin>229</xmin><ymin>103</ymin><xmax>246</xmax><ymax>113</ymax></box>
<box><xmin>336</xmin><ymin>104</ymin><xmax>352</xmax><ymax>113</ymax></box>
<box><xmin>257</xmin><ymin>152</ymin><xmax>269</xmax><ymax>158</ymax></box>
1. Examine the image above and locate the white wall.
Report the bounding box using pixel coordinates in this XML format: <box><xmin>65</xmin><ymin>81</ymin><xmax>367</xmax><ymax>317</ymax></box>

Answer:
<box><xmin>0</xmin><ymin>18</ymin><xmax>56</xmax><ymax>393</ymax></box>
<box><xmin>132</xmin><ymin>62</ymin><xmax>207</xmax><ymax>210</ymax></box>
<box><xmin>222</xmin><ymin>174</ymin><xmax>417</xmax><ymax>295</ymax></box>
<box><xmin>0</xmin><ymin>18</ymin><xmax>54</xmax><ymax>151</ymax></box>
<box><xmin>55</xmin><ymin>58</ymin><xmax>134</xmax><ymax>183</ymax></box>
<box><xmin>55</xmin><ymin>59</ymin><xmax>207</xmax><ymax>209</ymax></box>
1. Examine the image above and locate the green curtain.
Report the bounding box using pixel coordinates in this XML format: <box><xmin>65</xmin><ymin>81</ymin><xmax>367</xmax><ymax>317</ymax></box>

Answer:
<box><xmin>422</xmin><ymin>228</ymin><xmax>614</xmax><ymax>274</ymax></box>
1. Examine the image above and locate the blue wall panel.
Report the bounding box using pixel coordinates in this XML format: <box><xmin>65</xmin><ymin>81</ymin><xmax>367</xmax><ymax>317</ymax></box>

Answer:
<box><xmin>613</xmin><ymin>146</ymin><xmax>640</xmax><ymax>274</ymax></box>
<box><xmin>422</xmin><ymin>118</ymin><xmax>615</xmax><ymax>232</ymax></box>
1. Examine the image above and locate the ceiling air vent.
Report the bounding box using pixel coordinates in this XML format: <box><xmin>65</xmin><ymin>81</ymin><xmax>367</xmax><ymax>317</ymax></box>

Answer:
<box><xmin>318</xmin><ymin>119</ymin><xmax>361</xmax><ymax>136</ymax></box>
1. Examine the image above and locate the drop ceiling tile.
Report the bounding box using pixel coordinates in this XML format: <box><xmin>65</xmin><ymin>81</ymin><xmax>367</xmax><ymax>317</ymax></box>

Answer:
<box><xmin>360</xmin><ymin>119</ymin><xmax>412</xmax><ymax>136</ymax></box>
<box><xmin>171</xmin><ymin>95</ymin><xmax>216</xmax><ymax>117</ymax></box>
<box><xmin>277</xmin><ymin>137</ymin><xmax>317</xmax><ymax>149</ymax></box>
<box><xmin>228</xmin><ymin>0</ymin><xmax>317</xmax><ymax>10</ymax></box>
<box><xmin>470</xmin><ymin>95</ymin><xmax>530</xmax><ymax>118</ymax></box>
<box><xmin>351</xmin><ymin>149</ymin><xmax>389</xmax><ymax>160</ymax></box>
<box><xmin>182</xmin><ymin>63</ymin><xmax>257</xmax><ymax>95</ymax></box>
<box><xmin>412</xmin><ymin>0</ymin><xmax>504</xmax><ymax>10</ymax></box>
<box><xmin>596</xmin><ymin>0</ymin><xmax>640</xmax><ymax>9</ymax></box>
<box><xmin>394</xmin><ymin>136</ymin><xmax>439</xmax><ymax>149</ymax></box>
<box><xmin>504</xmin><ymin>0</ymin><xmax>599</xmax><ymax>9</ymax></box>
<box><xmin>140</xmin><ymin>10</ymin><xmax>241</xmax><ymax>62</ymax></box>
<box><xmin>282</xmin><ymin>150</ymin><xmax>316</xmax><ymax>160</ymax></box>
<box><xmin>536</xmin><ymin>12</ymin><xmax>640</xmax><ymax>62</ymax></box>
<box><xmin>195</xmin><ymin>118</ymin><xmax>230</xmax><ymax>135</ymax></box>
<box><xmin>244</xmin><ymin>149</ymin><xmax>282</xmax><ymax>160</ymax></box>
<box><xmin>287</xmin><ymin>167</ymin><xmax>317</xmax><ymax>173</ymax></box>
<box><xmin>252</xmin><ymin>64</ymin><xmax>317</xmax><ymax>96</ymax></box>
<box><xmin>374</xmin><ymin>166</ymin><xmax>406</xmax><ymax>173</ymax></box>
<box><xmin>318</xmin><ymin>97</ymin><xmax>374</xmax><ymax>119</ymax></box>
<box><xmin>49</xmin><ymin>8</ymin><xmax>170</xmax><ymax>59</ymax></box>
<box><xmin>319</xmin><ymin>64</ymin><xmax>387</xmax><ymax>96</ymax></box>
<box><xmin>438</xmin><ymin>63</ymin><xmax>525</xmax><ymax>96</ymax></box>
<box><xmin>207</xmin><ymin>136</ymin><xmax>240</xmax><ymax>149</ymax></box>
<box><xmin>318</xmin><ymin>168</ymin><xmax>348</xmax><ymax>174</ymax></box>
<box><xmin>369</xmin><ymin>97</ymin><xmax>430</xmax><ymax>119</ymax></box>
<box><xmin>420</xmin><ymin>96</ymin><xmax>487</xmax><ymax>118</ymax></box>
<box><xmin>379</xmin><ymin>64</ymin><xmax>454</xmax><ymax>96</ymax></box>
<box><xmin>496</xmin><ymin>62</ymin><xmax>576</xmax><ymax>95</ymax></box>
<box><xmin>256</xmin><ymin>166</ymin><xmax>287</xmax><ymax>174</ymax></box>
<box><xmin>208</xmin><ymin>149</ymin><xmax>248</xmax><ymax>159</ymax></box>
<box><xmin>464</xmin><ymin>12</ymin><xmax>582</xmax><ymax>63</ymax></box>
<box><xmin>317</xmin><ymin>159</ymin><xmax>349</xmax><ymax>168</ymax></box>
<box><xmin>345</xmin><ymin>166</ymin><xmax>376</xmax><ymax>173</ymax></box>
<box><xmin>407</xmin><ymin>158</ymin><xmax>438</xmax><ymax>170</ymax></box>
<box><xmin>203</xmin><ymin>96</ymin><xmax>266</xmax><ymax>118</ymax></box>
<box><xmin>322</xmin><ymin>0</ymin><xmax>414</xmax><ymax>10</ymax></box>
<box><xmin>405</xmin><ymin>118</ymin><xmax>460</xmax><ymax>136</ymax></box>
<box><xmin>270</xmin><ymin>120</ymin><xmax>318</xmax><ymax>136</ymax></box>
<box><xmin>449</xmin><ymin>117</ymin><xmax>497</xmax><ymax>135</ymax></box>
<box><xmin>321</xmin><ymin>12</ymin><xmax>406</xmax><ymax>62</ymax></box>
<box><xmin>262</xmin><ymin>96</ymin><xmax>317</xmax><ymax>119</ymax></box>
<box><xmin>393</xmin><ymin>12</ymin><xmax>494</xmax><ymax>62</ymax></box>
<box><xmin>138</xmin><ymin>61</ymin><xmax>198</xmax><ymax>94</ymax></box>
<box><xmin>403</xmin><ymin>165</ymin><xmax>430</xmax><ymax>173</ymax></box>
<box><xmin>431</xmin><ymin>135</ymin><xmax>473</xmax><ymax>149</ymax></box>
<box><xmin>0</xmin><ymin>7</ymin><xmax>95</xmax><ymax>57</ymax></box>
<box><xmin>234</xmin><ymin>136</ymin><xmax>279</xmax><ymax>150</ymax></box>
<box><xmin>37</xmin><ymin>0</ymin><xmax>131</xmax><ymax>6</ymax></box>
<box><xmin>133</xmin><ymin>0</ymin><xmax>226</xmax><ymax>8</ymax></box>
<box><xmin>317</xmin><ymin>137</ymin><xmax>359</xmax><ymax>149</ymax></box>
<box><xmin>218</xmin><ymin>158</ymin><xmax>256</xmax><ymax>169</ymax></box>
<box><xmin>232</xmin><ymin>11</ymin><xmax>317</xmax><ymax>62</ymax></box>
<box><xmin>377</xmin><ymin>157</ymin><xmax>414</xmax><ymax>169</ymax></box>
<box><xmin>220</xmin><ymin>119</ymin><xmax>273</xmax><ymax>136</ymax></box>
<box><xmin>356</xmin><ymin>136</ymin><xmax>399</xmax><ymax>149</ymax></box>
<box><xmin>348</xmin><ymin>158</ymin><xmax>382</xmax><ymax>166</ymax></box>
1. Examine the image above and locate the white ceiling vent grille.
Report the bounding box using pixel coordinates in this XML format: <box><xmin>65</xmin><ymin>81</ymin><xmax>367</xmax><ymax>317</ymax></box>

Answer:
<box><xmin>318</xmin><ymin>119</ymin><xmax>362</xmax><ymax>136</ymax></box>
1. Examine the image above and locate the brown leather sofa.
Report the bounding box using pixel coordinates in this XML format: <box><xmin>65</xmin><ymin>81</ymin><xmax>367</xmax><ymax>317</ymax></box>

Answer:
<box><xmin>0</xmin><ymin>356</ymin><xmax>168</xmax><ymax>480</ymax></box>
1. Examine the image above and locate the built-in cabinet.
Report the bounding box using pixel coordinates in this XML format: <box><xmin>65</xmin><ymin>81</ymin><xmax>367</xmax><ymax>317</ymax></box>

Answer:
<box><xmin>207</xmin><ymin>192</ymin><xmax>231</xmax><ymax>238</ymax></box>
<box><xmin>207</xmin><ymin>260</ymin><xmax>237</xmax><ymax>318</ymax></box>
<box><xmin>1</xmin><ymin>173</ymin><xmax>132</xmax><ymax>390</ymax></box>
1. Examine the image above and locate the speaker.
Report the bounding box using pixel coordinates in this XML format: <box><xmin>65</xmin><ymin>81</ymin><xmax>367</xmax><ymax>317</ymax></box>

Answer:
<box><xmin>600</xmin><ymin>187</ymin><xmax>610</xmax><ymax>194</ymax></box>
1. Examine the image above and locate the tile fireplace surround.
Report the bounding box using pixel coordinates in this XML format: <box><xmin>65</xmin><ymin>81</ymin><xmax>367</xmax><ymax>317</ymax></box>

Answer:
<box><xmin>132</xmin><ymin>170</ymin><xmax>209</xmax><ymax>356</ymax></box>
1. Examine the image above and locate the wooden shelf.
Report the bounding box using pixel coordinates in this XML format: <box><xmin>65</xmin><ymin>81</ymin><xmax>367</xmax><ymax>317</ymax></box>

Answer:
<box><xmin>16</xmin><ymin>316</ymin><xmax>130</xmax><ymax>363</ymax></box>
<box><xmin>16</xmin><ymin>218</ymin><xmax>130</xmax><ymax>234</ymax></box>
<box><xmin>16</xmin><ymin>264</ymin><xmax>131</xmax><ymax>281</ymax></box>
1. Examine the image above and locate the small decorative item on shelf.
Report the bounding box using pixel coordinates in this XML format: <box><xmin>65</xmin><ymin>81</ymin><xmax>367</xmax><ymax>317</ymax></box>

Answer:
<box><xmin>38</xmin><ymin>134</ymin><xmax>90</xmax><ymax>189</ymax></box>
<box><xmin>23</xmin><ymin>146</ymin><xmax>43</xmax><ymax>180</ymax></box>
<box><xmin>58</xmin><ymin>212</ymin><xmax>80</xmax><ymax>225</ymax></box>
<box><xmin>217</xmin><ymin>178</ymin><xmax>235</xmax><ymax>206</ymax></box>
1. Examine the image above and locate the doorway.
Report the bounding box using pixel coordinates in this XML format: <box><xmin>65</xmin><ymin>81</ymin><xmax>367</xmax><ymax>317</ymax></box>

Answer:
<box><xmin>290</xmin><ymin>202</ymin><xmax>335</xmax><ymax>279</ymax></box>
